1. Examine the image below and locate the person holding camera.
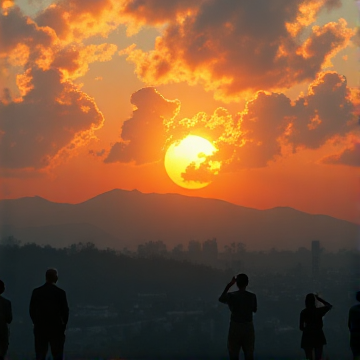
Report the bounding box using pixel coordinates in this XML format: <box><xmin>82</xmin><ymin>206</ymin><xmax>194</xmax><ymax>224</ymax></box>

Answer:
<box><xmin>219</xmin><ymin>274</ymin><xmax>257</xmax><ymax>360</ymax></box>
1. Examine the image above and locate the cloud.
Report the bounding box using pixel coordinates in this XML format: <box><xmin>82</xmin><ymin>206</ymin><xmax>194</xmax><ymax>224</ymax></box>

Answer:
<box><xmin>51</xmin><ymin>43</ymin><xmax>118</xmax><ymax>80</ymax></box>
<box><xmin>175</xmin><ymin>73</ymin><xmax>356</xmax><ymax>175</ymax></box>
<box><xmin>35</xmin><ymin>0</ymin><xmax>126</xmax><ymax>42</ymax></box>
<box><xmin>0</xmin><ymin>68</ymin><xmax>104</xmax><ymax>169</ymax></box>
<box><xmin>321</xmin><ymin>142</ymin><xmax>360</xmax><ymax>167</ymax></box>
<box><xmin>289</xmin><ymin>72</ymin><xmax>356</xmax><ymax>149</ymax></box>
<box><xmin>105</xmin><ymin>87</ymin><xmax>180</xmax><ymax>164</ymax></box>
<box><xmin>227</xmin><ymin>92</ymin><xmax>293</xmax><ymax>169</ymax></box>
<box><xmin>0</xmin><ymin>4</ymin><xmax>118</xmax><ymax>173</ymax></box>
<box><xmin>122</xmin><ymin>0</ymin><xmax>205</xmax><ymax>25</ymax></box>
<box><xmin>352</xmin><ymin>27</ymin><xmax>360</xmax><ymax>47</ymax></box>
<box><xmin>107</xmin><ymin>72</ymin><xmax>358</xmax><ymax>182</ymax></box>
<box><xmin>0</xmin><ymin>0</ymin><xmax>14</xmax><ymax>11</ymax></box>
<box><xmin>89</xmin><ymin>148</ymin><xmax>106</xmax><ymax>157</ymax></box>
<box><xmin>1</xmin><ymin>3</ymin><xmax>119</xmax><ymax>83</ymax></box>
<box><xmin>205</xmin><ymin>72</ymin><xmax>357</xmax><ymax>173</ymax></box>
<box><xmin>2</xmin><ymin>0</ymin><xmax>356</xmax><ymax>179</ymax></box>
<box><xmin>124</xmin><ymin>0</ymin><xmax>354</xmax><ymax>100</ymax></box>
<box><xmin>0</xmin><ymin>6</ymin><xmax>55</xmax><ymax>69</ymax></box>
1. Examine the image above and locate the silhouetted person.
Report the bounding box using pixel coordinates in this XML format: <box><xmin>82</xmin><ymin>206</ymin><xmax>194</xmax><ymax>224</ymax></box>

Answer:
<box><xmin>348</xmin><ymin>291</ymin><xmax>360</xmax><ymax>360</ymax></box>
<box><xmin>0</xmin><ymin>280</ymin><xmax>12</xmax><ymax>360</ymax></box>
<box><xmin>219</xmin><ymin>274</ymin><xmax>257</xmax><ymax>360</ymax></box>
<box><xmin>300</xmin><ymin>293</ymin><xmax>332</xmax><ymax>360</ymax></box>
<box><xmin>30</xmin><ymin>269</ymin><xmax>69</xmax><ymax>360</ymax></box>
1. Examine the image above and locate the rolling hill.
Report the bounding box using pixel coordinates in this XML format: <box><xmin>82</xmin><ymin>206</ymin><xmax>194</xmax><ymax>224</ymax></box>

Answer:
<box><xmin>0</xmin><ymin>189</ymin><xmax>357</xmax><ymax>251</ymax></box>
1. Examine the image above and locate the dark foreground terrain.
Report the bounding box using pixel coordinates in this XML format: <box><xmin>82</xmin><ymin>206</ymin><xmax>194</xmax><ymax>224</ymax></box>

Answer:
<box><xmin>0</xmin><ymin>241</ymin><xmax>358</xmax><ymax>359</ymax></box>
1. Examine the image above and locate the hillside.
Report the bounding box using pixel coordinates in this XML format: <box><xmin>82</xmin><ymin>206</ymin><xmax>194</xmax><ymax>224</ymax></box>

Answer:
<box><xmin>0</xmin><ymin>189</ymin><xmax>357</xmax><ymax>250</ymax></box>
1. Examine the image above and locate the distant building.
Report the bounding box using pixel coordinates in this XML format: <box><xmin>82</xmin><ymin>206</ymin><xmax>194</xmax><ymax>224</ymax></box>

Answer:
<box><xmin>311</xmin><ymin>240</ymin><xmax>320</xmax><ymax>278</ymax></box>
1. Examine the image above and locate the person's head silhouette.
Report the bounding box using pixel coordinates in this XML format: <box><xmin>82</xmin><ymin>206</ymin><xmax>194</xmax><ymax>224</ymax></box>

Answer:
<box><xmin>45</xmin><ymin>268</ymin><xmax>58</xmax><ymax>284</ymax></box>
<box><xmin>305</xmin><ymin>293</ymin><xmax>316</xmax><ymax>309</ymax></box>
<box><xmin>236</xmin><ymin>273</ymin><xmax>249</xmax><ymax>289</ymax></box>
<box><xmin>0</xmin><ymin>280</ymin><xmax>4</xmax><ymax>295</ymax></box>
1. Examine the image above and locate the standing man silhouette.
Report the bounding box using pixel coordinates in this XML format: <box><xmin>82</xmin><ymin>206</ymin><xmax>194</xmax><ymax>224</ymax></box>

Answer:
<box><xmin>219</xmin><ymin>274</ymin><xmax>257</xmax><ymax>360</ymax></box>
<box><xmin>30</xmin><ymin>269</ymin><xmax>69</xmax><ymax>360</ymax></box>
<box><xmin>0</xmin><ymin>280</ymin><xmax>12</xmax><ymax>360</ymax></box>
<box><xmin>348</xmin><ymin>291</ymin><xmax>360</xmax><ymax>360</ymax></box>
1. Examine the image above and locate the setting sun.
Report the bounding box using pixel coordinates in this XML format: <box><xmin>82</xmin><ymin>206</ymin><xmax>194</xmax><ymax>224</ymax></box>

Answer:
<box><xmin>164</xmin><ymin>135</ymin><xmax>220</xmax><ymax>189</ymax></box>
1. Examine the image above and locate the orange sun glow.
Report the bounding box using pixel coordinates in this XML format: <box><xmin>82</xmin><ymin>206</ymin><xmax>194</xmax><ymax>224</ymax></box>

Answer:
<box><xmin>164</xmin><ymin>135</ymin><xmax>220</xmax><ymax>190</ymax></box>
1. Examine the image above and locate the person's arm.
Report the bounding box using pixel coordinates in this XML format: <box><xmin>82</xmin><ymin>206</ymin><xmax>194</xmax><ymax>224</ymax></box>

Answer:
<box><xmin>253</xmin><ymin>294</ymin><xmax>257</xmax><ymax>313</ymax></box>
<box><xmin>315</xmin><ymin>295</ymin><xmax>332</xmax><ymax>314</ymax></box>
<box><xmin>315</xmin><ymin>295</ymin><xmax>332</xmax><ymax>308</ymax></box>
<box><xmin>219</xmin><ymin>277</ymin><xmax>236</xmax><ymax>303</ymax></box>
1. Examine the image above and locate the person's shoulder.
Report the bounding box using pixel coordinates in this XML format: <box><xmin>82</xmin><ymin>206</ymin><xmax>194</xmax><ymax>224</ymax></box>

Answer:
<box><xmin>226</xmin><ymin>290</ymin><xmax>242</xmax><ymax>299</ymax></box>
<box><xmin>245</xmin><ymin>290</ymin><xmax>256</xmax><ymax>297</ymax></box>
<box><xmin>53</xmin><ymin>284</ymin><xmax>67</xmax><ymax>295</ymax></box>
<box><xmin>32</xmin><ymin>284</ymin><xmax>46</xmax><ymax>293</ymax></box>
<box><xmin>231</xmin><ymin>290</ymin><xmax>255</xmax><ymax>298</ymax></box>
<box><xmin>33</xmin><ymin>283</ymin><xmax>65</xmax><ymax>294</ymax></box>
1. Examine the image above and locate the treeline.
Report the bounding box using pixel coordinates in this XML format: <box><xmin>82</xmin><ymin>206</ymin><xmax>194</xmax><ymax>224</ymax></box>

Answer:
<box><xmin>2</xmin><ymin>235</ymin><xmax>359</xmax><ymax>273</ymax></box>
<box><xmin>0</xmin><ymin>240</ymin><xmax>228</xmax><ymax>306</ymax></box>
<box><xmin>125</xmin><ymin>238</ymin><xmax>359</xmax><ymax>273</ymax></box>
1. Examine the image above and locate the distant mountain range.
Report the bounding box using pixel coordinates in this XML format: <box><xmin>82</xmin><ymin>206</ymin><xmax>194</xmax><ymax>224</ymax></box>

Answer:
<box><xmin>0</xmin><ymin>189</ymin><xmax>358</xmax><ymax>251</ymax></box>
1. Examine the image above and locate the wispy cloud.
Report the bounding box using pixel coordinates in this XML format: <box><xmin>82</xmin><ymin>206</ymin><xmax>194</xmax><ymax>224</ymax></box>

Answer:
<box><xmin>321</xmin><ymin>141</ymin><xmax>360</xmax><ymax>167</ymax></box>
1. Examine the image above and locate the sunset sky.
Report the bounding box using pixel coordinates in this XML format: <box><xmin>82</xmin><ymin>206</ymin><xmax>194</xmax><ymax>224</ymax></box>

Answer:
<box><xmin>0</xmin><ymin>0</ymin><xmax>359</xmax><ymax>224</ymax></box>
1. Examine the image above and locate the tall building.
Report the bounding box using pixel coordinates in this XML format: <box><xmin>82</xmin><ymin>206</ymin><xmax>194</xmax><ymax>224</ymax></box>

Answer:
<box><xmin>312</xmin><ymin>240</ymin><xmax>320</xmax><ymax>278</ymax></box>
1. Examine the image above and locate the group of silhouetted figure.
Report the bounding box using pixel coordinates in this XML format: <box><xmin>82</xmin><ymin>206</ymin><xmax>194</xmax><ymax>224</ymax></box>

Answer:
<box><xmin>0</xmin><ymin>269</ymin><xmax>68</xmax><ymax>360</ymax></box>
<box><xmin>219</xmin><ymin>274</ymin><xmax>360</xmax><ymax>360</ymax></box>
<box><xmin>0</xmin><ymin>270</ymin><xmax>359</xmax><ymax>360</ymax></box>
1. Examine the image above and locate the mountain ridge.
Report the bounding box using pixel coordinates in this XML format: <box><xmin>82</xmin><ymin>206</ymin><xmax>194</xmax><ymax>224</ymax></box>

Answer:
<box><xmin>0</xmin><ymin>189</ymin><xmax>357</xmax><ymax>251</ymax></box>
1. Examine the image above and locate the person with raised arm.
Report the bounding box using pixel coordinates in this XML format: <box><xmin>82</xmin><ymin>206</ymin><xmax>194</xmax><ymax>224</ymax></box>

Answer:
<box><xmin>219</xmin><ymin>274</ymin><xmax>257</xmax><ymax>360</ymax></box>
<box><xmin>300</xmin><ymin>293</ymin><xmax>332</xmax><ymax>360</ymax></box>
